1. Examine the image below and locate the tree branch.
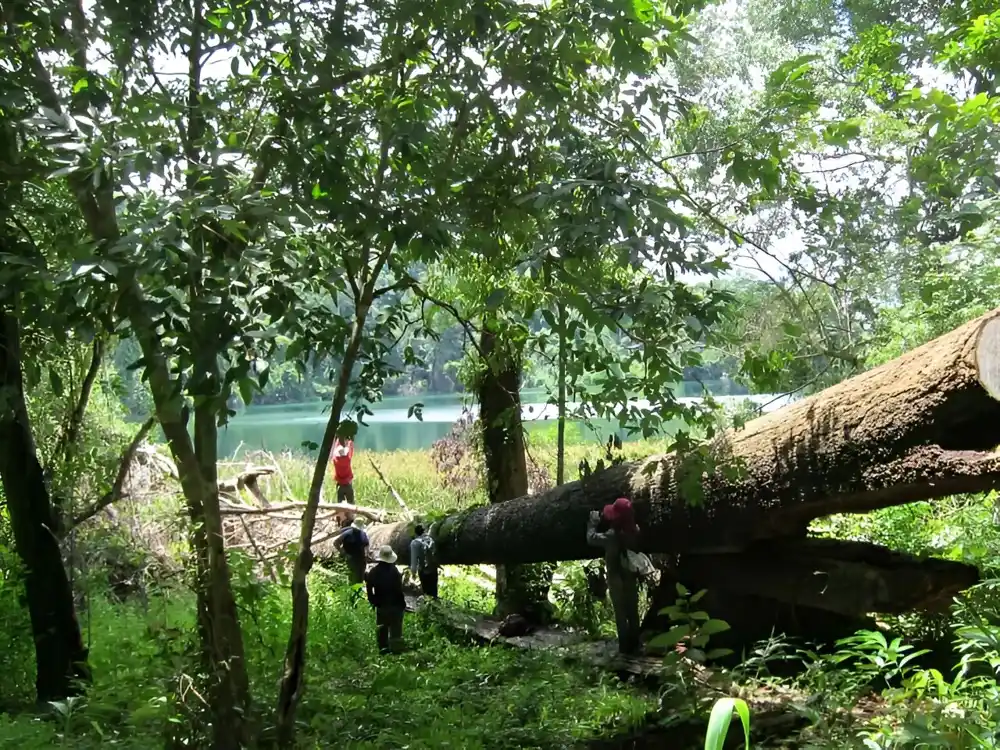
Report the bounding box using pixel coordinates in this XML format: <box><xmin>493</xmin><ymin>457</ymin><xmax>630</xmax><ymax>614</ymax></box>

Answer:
<box><xmin>661</xmin><ymin>142</ymin><xmax>738</xmax><ymax>161</ymax></box>
<box><xmin>407</xmin><ymin>279</ymin><xmax>489</xmax><ymax>360</ymax></box>
<box><xmin>67</xmin><ymin>416</ymin><xmax>156</xmax><ymax>531</ymax></box>
<box><xmin>50</xmin><ymin>335</ymin><xmax>105</xmax><ymax>471</ymax></box>
<box><xmin>372</xmin><ymin>274</ymin><xmax>414</xmax><ymax>299</ymax></box>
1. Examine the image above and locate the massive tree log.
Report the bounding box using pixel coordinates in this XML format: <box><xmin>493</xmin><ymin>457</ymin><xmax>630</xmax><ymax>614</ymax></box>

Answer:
<box><xmin>640</xmin><ymin>540</ymin><xmax>978</xmax><ymax>662</ymax></box>
<box><xmin>671</xmin><ymin>538</ymin><xmax>979</xmax><ymax>617</ymax></box>
<box><xmin>365</xmin><ymin>309</ymin><xmax>1000</xmax><ymax>601</ymax></box>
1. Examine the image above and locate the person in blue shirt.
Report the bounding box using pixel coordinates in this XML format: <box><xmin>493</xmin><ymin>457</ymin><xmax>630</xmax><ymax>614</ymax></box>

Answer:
<box><xmin>333</xmin><ymin>517</ymin><xmax>369</xmax><ymax>585</ymax></box>
<box><xmin>409</xmin><ymin>524</ymin><xmax>438</xmax><ymax>598</ymax></box>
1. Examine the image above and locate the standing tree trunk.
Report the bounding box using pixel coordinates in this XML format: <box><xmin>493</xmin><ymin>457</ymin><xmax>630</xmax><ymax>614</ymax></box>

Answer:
<box><xmin>274</xmin><ymin>291</ymin><xmax>376</xmax><ymax>746</ymax></box>
<box><xmin>175</xmin><ymin>310</ymin><xmax>253</xmax><ymax>749</ymax></box>
<box><xmin>0</xmin><ymin>302</ymin><xmax>90</xmax><ymax>703</ymax></box>
<box><xmin>478</xmin><ymin>326</ymin><xmax>555</xmax><ymax>623</ymax></box>
<box><xmin>152</xmin><ymin>379</ymin><xmax>252</xmax><ymax>749</ymax></box>
<box><xmin>556</xmin><ymin>302</ymin><xmax>567</xmax><ymax>486</ymax></box>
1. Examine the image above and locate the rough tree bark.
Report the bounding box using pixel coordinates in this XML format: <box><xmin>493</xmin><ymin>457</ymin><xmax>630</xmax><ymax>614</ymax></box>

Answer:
<box><xmin>366</xmin><ymin>309</ymin><xmax>1000</xmax><ymax>615</ymax></box>
<box><xmin>651</xmin><ymin>538</ymin><xmax>979</xmax><ymax>621</ymax></box>
<box><xmin>477</xmin><ymin>326</ymin><xmax>554</xmax><ymax>623</ymax></box>
<box><xmin>0</xmin><ymin>304</ymin><xmax>90</xmax><ymax>703</ymax></box>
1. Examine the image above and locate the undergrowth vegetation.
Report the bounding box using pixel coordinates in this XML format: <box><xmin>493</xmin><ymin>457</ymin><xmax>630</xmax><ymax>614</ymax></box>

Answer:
<box><xmin>6</xmin><ymin>432</ymin><xmax>1000</xmax><ymax>748</ymax></box>
<box><xmin>4</xmin><ymin>378</ymin><xmax>1000</xmax><ymax>748</ymax></box>
<box><xmin>0</xmin><ymin>562</ymin><xmax>653</xmax><ymax>750</ymax></box>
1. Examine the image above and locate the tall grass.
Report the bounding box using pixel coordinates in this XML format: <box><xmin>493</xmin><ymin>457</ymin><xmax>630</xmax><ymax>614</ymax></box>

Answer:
<box><xmin>251</xmin><ymin>432</ymin><xmax>676</xmax><ymax>516</ymax></box>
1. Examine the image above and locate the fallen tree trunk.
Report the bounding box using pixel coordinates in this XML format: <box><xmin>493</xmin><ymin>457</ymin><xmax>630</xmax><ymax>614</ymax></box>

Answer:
<box><xmin>670</xmin><ymin>538</ymin><xmax>979</xmax><ymax>618</ymax></box>
<box><xmin>365</xmin><ymin>309</ymin><xmax>1000</xmax><ymax>572</ymax></box>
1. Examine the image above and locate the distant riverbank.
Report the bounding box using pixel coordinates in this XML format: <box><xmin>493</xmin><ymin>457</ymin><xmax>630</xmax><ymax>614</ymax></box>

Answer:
<box><xmin>215</xmin><ymin>391</ymin><xmax>790</xmax><ymax>457</ymax></box>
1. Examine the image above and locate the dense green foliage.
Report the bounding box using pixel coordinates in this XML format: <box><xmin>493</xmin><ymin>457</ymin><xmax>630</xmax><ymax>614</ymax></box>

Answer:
<box><xmin>4</xmin><ymin>0</ymin><xmax>1000</xmax><ymax>746</ymax></box>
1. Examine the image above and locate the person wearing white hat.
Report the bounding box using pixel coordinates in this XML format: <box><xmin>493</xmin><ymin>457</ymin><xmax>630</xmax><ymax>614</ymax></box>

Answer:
<box><xmin>331</xmin><ymin>438</ymin><xmax>356</xmax><ymax>504</ymax></box>
<box><xmin>365</xmin><ymin>545</ymin><xmax>406</xmax><ymax>654</ymax></box>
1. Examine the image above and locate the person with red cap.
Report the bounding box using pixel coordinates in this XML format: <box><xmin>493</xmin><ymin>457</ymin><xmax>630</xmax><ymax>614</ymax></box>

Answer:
<box><xmin>587</xmin><ymin>496</ymin><xmax>642</xmax><ymax>655</ymax></box>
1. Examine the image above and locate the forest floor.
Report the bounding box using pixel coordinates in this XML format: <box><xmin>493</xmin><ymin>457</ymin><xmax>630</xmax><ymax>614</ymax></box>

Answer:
<box><xmin>3</xmin><ymin>444</ymin><xmax>1000</xmax><ymax>748</ymax></box>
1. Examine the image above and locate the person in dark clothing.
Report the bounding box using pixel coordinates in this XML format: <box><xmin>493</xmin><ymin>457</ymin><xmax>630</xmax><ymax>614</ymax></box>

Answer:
<box><xmin>334</xmin><ymin>517</ymin><xmax>369</xmax><ymax>585</ymax></box>
<box><xmin>587</xmin><ymin>497</ymin><xmax>642</xmax><ymax>655</ymax></box>
<box><xmin>409</xmin><ymin>524</ymin><xmax>439</xmax><ymax>598</ymax></box>
<box><xmin>365</xmin><ymin>545</ymin><xmax>406</xmax><ymax>654</ymax></box>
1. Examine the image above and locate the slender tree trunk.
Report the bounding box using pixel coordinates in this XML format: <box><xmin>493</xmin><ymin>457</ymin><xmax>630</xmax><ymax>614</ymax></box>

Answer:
<box><xmin>478</xmin><ymin>327</ymin><xmax>554</xmax><ymax>623</ymax></box>
<box><xmin>274</xmin><ymin>296</ymin><xmax>372</xmax><ymax>746</ymax></box>
<box><xmin>48</xmin><ymin>336</ymin><xmax>105</xmax><ymax>535</ymax></box>
<box><xmin>556</xmin><ymin>302</ymin><xmax>566</xmax><ymax>486</ymax></box>
<box><xmin>0</xmin><ymin>303</ymin><xmax>90</xmax><ymax>703</ymax></box>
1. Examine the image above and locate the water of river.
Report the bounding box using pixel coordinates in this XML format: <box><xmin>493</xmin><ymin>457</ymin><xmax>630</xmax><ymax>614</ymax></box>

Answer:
<box><xmin>215</xmin><ymin>391</ymin><xmax>790</xmax><ymax>457</ymax></box>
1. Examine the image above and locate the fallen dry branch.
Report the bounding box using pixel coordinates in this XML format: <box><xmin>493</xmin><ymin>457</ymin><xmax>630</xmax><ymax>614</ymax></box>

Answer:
<box><xmin>237</xmin><ymin>514</ymin><xmax>278</xmax><ymax>584</ymax></box>
<box><xmin>368</xmin><ymin>457</ymin><xmax>414</xmax><ymax>520</ymax></box>
<box><xmin>220</xmin><ymin>494</ymin><xmax>392</xmax><ymax>568</ymax></box>
<box><xmin>218</xmin><ymin>500</ymin><xmax>387</xmax><ymax>523</ymax></box>
<box><xmin>217</xmin><ymin>466</ymin><xmax>276</xmax><ymax>506</ymax></box>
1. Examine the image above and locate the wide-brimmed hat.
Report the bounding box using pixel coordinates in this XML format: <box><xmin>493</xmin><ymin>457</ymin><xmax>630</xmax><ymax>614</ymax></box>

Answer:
<box><xmin>351</xmin><ymin>517</ymin><xmax>365</xmax><ymax>529</ymax></box>
<box><xmin>602</xmin><ymin>497</ymin><xmax>637</xmax><ymax>533</ymax></box>
<box><xmin>377</xmin><ymin>545</ymin><xmax>397</xmax><ymax>564</ymax></box>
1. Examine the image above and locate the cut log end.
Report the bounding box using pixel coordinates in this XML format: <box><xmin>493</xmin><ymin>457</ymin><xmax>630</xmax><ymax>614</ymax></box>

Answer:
<box><xmin>977</xmin><ymin>316</ymin><xmax>1000</xmax><ymax>401</ymax></box>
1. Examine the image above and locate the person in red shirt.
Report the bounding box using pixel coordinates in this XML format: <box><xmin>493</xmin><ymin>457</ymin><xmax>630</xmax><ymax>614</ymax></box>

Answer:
<box><xmin>332</xmin><ymin>438</ymin><xmax>355</xmax><ymax>504</ymax></box>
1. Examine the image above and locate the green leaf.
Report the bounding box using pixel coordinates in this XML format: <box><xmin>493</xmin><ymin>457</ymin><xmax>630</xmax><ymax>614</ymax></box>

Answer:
<box><xmin>629</xmin><ymin>0</ymin><xmax>655</xmax><ymax>23</ymax></box>
<box><xmin>485</xmin><ymin>289</ymin><xmax>507</xmax><ymax>311</ymax></box>
<box><xmin>704</xmin><ymin>697</ymin><xmax>750</xmax><ymax>750</ymax></box>
<box><xmin>647</xmin><ymin>624</ymin><xmax>690</xmax><ymax>649</ymax></box>
<box><xmin>698</xmin><ymin>619</ymin><xmax>731</xmax><ymax>636</ymax></box>
<box><xmin>822</xmin><ymin>118</ymin><xmax>863</xmax><ymax>148</ymax></box>
<box><xmin>238</xmin><ymin>377</ymin><xmax>255</xmax><ymax>405</ymax></box>
<box><xmin>49</xmin><ymin>368</ymin><xmax>64</xmax><ymax>398</ymax></box>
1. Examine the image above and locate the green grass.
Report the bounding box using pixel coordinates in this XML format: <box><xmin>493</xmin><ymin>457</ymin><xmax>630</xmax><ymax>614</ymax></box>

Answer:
<box><xmin>0</xmin><ymin>563</ymin><xmax>653</xmax><ymax>749</ymax></box>
<box><xmin>0</xmin><ymin>434</ymin><xmax>671</xmax><ymax>748</ymax></box>
<box><xmin>251</xmin><ymin>432</ymin><xmax>677</xmax><ymax>517</ymax></box>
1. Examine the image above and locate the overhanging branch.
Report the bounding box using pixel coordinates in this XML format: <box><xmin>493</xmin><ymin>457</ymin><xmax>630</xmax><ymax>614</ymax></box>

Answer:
<box><xmin>67</xmin><ymin>415</ymin><xmax>157</xmax><ymax>532</ymax></box>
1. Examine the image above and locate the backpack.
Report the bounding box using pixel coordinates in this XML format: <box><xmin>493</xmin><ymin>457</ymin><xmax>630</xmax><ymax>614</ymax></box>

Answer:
<box><xmin>622</xmin><ymin>550</ymin><xmax>656</xmax><ymax>578</ymax></box>
<box><xmin>416</xmin><ymin>535</ymin><xmax>436</xmax><ymax>572</ymax></box>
